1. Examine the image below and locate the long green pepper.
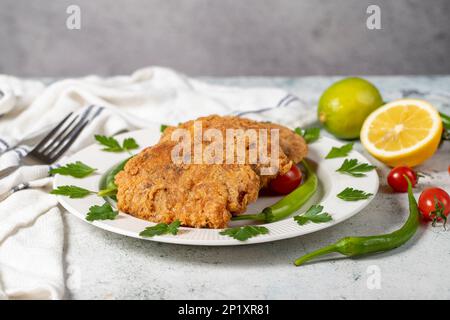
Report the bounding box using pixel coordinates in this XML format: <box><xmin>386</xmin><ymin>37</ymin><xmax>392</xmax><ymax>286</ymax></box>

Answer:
<box><xmin>294</xmin><ymin>177</ymin><xmax>420</xmax><ymax>266</ymax></box>
<box><xmin>232</xmin><ymin>160</ymin><xmax>318</xmax><ymax>223</ymax></box>
<box><xmin>441</xmin><ymin>112</ymin><xmax>450</xmax><ymax>130</ymax></box>
<box><xmin>98</xmin><ymin>157</ymin><xmax>130</xmax><ymax>197</ymax></box>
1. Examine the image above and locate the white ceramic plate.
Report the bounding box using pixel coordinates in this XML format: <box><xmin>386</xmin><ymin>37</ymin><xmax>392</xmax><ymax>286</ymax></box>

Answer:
<box><xmin>54</xmin><ymin>128</ymin><xmax>379</xmax><ymax>246</ymax></box>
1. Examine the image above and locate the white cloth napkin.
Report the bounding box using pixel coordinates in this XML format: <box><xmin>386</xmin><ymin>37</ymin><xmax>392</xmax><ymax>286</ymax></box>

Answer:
<box><xmin>0</xmin><ymin>67</ymin><xmax>311</xmax><ymax>299</ymax></box>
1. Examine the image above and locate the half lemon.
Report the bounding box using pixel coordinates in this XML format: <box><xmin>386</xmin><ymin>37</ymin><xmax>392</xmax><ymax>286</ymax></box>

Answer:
<box><xmin>360</xmin><ymin>99</ymin><xmax>443</xmax><ymax>167</ymax></box>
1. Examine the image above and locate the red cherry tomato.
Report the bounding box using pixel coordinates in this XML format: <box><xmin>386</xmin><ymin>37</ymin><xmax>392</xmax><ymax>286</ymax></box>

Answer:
<box><xmin>269</xmin><ymin>165</ymin><xmax>302</xmax><ymax>195</ymax></box>
<box><xmin>418</xmin><ymin>188</ymin><xmax>450</xmax><ymax>222</ymax></box>
<box><xmin>387</xmin><ymin>166</ymin><xmax>418</xmax><ymax>193</ymax></box>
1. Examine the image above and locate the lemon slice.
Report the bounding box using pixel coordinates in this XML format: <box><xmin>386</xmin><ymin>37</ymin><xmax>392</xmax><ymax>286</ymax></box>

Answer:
<box><xmin>360</xmin><ymin>99</ymin><xmax>443</xmax><ymax>167</ymax></box>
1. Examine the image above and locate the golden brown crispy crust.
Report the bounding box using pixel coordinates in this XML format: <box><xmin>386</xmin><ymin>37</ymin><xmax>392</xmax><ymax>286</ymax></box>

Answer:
<box><xmin>261</xmin><ymin>122</ymin><xmax>308</xmax><ymax>164</ymax></box>
<box><xmin>115</xmin><ymin>115</ymin><xmax>308</xmax><ymax>229</ymax></box>
<box><xmin>115</xmin><ymin>141</ymin><xmax>260</xmax><ymax>229</ymax></box>
<box><xmin>161</xmin><ymin>115</ymin><xmax>307</xmax><ymax>165</ymax></box>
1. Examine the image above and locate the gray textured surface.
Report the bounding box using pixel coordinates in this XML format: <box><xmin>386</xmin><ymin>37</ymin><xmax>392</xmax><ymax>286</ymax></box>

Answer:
<box><xmin>64</xmin><ymin>76</ymin><xmax>450</xmax><ymax>300</ymax></box>
<box><xmin>1</xmin><ymin>0</ymin><xmax>450</xmax><ymax>77</ymax></box>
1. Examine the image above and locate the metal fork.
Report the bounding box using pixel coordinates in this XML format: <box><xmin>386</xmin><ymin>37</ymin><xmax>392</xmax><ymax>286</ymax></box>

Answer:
<box><xmin>28</xmin><ymin>112</ymin><xmax>90</xmax><ymax>163</ymax></box>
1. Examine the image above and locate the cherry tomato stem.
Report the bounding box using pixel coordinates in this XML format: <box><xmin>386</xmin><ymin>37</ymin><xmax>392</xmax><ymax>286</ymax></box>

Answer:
<box><xmin>418</xmin><ymin>188</ymin><xmax>450</xmax><ymax>226</ymax></box>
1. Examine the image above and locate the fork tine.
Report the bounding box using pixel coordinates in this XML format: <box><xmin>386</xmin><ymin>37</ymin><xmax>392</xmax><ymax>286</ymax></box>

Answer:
<box><xmin>46</xmin><ymin>119</ymin><xmax>90</xmax><ymax>162</ymax></box>
<box><xmin>37</xmin><ymin>115</ymin><xmax>79</xmax><ymax>155</ymax></box>
<box><xmin>43</xmin><ymin>114</ymin><xmax>85</xmax><ymax>157</ymax></box>
<box><xmin>30</xmin><ymin>112</ymin><xmax>73</xmax><ymax>153</ymax></box>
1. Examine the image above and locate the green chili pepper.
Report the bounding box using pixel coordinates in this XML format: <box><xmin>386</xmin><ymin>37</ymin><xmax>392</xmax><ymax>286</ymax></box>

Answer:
<box><xmin>294</xmin><ymin>176</ymin><xmax>420</xmax><ymax>266</ymax></box>
<box><xmin>98</xmin><ymin>157</ymin><xmax>131</xmax><ymax>197</ymax></box>
<box><xmin>232</xmin><ymin>160</ymin><xmax>318</xmax><ymax>223</ymax></box>
<box><xmin>440</xmin><ymin>112</ymin><xmax>450</xmax><ymax>130</ymax></box>
<box><xmin>441</xmin><ymin>112</ymin><xmax>450</xmax><ymax>141</ymax></box>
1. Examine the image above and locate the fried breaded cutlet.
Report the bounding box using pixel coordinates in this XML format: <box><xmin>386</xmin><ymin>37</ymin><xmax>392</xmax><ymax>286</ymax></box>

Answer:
<box><xmin>115</xmin><ymin>115</ymin><xmax>307</xmax><ymax>229</ymax></box>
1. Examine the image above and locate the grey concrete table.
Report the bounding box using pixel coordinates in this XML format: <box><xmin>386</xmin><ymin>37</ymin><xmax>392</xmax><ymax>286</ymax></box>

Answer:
<box><xmin>65</xmin><ymin>76</ymin><xmax>450</xmax><ymax>300</ymax></box>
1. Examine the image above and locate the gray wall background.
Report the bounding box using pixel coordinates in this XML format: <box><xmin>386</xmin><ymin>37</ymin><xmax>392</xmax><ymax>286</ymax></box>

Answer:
<box><xmin>1</xmin><ymin>0</ymin><xmax>449</xmax><ymax>77</ymax></box>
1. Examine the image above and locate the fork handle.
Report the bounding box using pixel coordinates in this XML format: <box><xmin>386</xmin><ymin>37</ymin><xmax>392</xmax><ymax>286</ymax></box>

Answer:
<box><xmin>0</xmin><ymin>166</ymin><xmax>18</xmax><ymax>180</ymax></box>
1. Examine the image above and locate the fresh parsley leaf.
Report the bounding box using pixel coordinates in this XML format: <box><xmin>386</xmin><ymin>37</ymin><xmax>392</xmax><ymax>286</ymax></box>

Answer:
<box><xmin>295</xmin><ymin>127</ymin><xmax>320</xmax><ymax>144</ymax></box>
<box><xmin>294</xmin><ymin>205</ymin><xmax>332</xmax><ymax>225</ymax></box>
<box><xmin>337</xmin><ymin>187</ymin><xmax>373</xmax><ymax>201</ymax></box>
<box><xmin>325</xmin><ymin>143</ymin><xmax>354</xmax><ymax>159</ymax></box>
<box><xmin>440</xmin><ymin>112</ymin><xmax>450</xmax><ymax>130</ymax></box>
<box><xmin>140</xmin><ymin>223</ymin><xmax>169</xmax><ymax>237</ymax></box>
<box><xmin>86</xmin><ymin>203</ymin><xmax>118</xmax><ymax>222</ymax></box>
<box><xmin>219</xmin><ymin>225</ymin><xmax>269</xmax><ymax>241</ymax></box>
<box><xmin>167</xmin><ymin>220</ymin><xmax>181</xmax><ymax>234</ymax></box>
<box><xmin>139</xmin><ymin>220</ymin><xmax>181</xmax><ymax>237</ymax></box>
<box><xmin>336</xmin><ymin>158</ymin><xmax>376</xmax><ymax>177</ymax></box>
<box><xmin>49</xmin><ymin>161</ymin><xmax>96</xmax><ymax>178</ymax></box>
<box><xmin>95</xmin><ymin>135</ymin><xmax>123</xmax><ymax>152</ymax></box>
<box><xmin>95</xmin><ymin>135</ymin><xmax>139</xmax><ymax>152</ymax></box>
<box><xmin>122</xmin><ymin>137</ymin><xmax>139</xmax><ymax>151</ymax></box>
<box><xmin>51</xmin><ymin>185</ymin><xmax>94</xmax><ymax>198</ymax></box>
<box><xmin>160</xmin><ymin>124</ymin><xmax>168</xmax><ymax>132</ymax></box>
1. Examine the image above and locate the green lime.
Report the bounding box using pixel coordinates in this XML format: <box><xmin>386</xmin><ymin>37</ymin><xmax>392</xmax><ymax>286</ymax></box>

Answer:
<box><xmin>318</xmin><ymin>77</ymin><xmax>383</xmax><ymax>139</ymax></box>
